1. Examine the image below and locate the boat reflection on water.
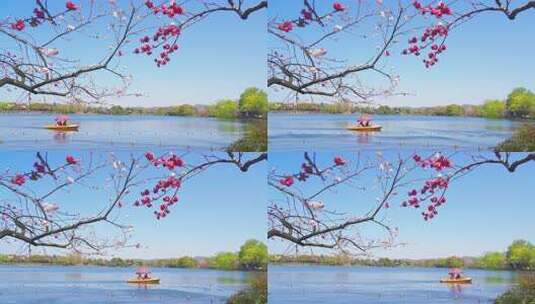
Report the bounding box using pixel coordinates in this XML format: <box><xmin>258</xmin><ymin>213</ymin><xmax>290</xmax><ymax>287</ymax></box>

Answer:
<box><xmin>449</xmin><ymin>283</ymin><xmax>464</xmax><ymax>299</ymax></box>
<box><xmin>53</xmin><ymin>132</ymin><xmax>69</xmax><ymax>143</ymax></box>
<box><xmin>356</xmin><ymin>133</ymin><xmax>370</xmax><ymax>144</ymax></box>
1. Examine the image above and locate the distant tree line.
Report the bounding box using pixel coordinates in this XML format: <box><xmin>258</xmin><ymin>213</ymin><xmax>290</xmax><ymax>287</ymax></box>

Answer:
<box><xmin>270</xmin><ymin>87</ymin><xmax>535</xmax><ymax>120</ymax></box>
<box><xmin>269</xmin><ymin>254</ymin><xmax>412</xmax><ymax>267</ymax></box>
<box><xmin>0</xmin><ymin>239</ymin><xmax>267</xmax><ymax>271</ymax></box>
<box><xmin>270</xmin><ymin>239</ymin><xmax>535</xmax><ymax>271</ymax></box>
<box><xmin>0</xmin><ymin>87</ymin><xmax>268</xmax><ymax>120</ymax></box>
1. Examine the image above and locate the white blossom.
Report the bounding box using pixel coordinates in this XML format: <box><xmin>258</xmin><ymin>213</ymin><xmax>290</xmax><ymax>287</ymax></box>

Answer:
<box><xmin>42</xmin><ymin>203</ymin><xmax>59</xmax><ymax>213</ymax></box>
<box><xmin>306</xmin><ymin>200</ymin><xmax>325</xmax><ymax>210</ymax></box>
<box><xmin>40</xmin><ymin>48</ymin><xmax>59</xmax><ymax>57</ymax></box>
<box><xmin>308</xmin><ymin>48</ymin><xmax>327</xmax><ymax>58</ymax></box>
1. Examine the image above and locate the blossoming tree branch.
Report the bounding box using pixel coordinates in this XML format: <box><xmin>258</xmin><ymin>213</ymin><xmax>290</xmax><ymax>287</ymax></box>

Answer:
<box><xmin>268</xmin><ymin>0</ymin><xmax>535</xmax><ymax>103</ymax></box>
<box><xmin>267</xmin><ymin>151</ymin><xmax>535</xmax><ymax>254</ymax></box>
<box><xmin>0</xmin><ymin>0</ymin><xmax>266</xmax><ymax>103</ymax></box>
<box><xmin>0</xmin><ymin>151</ymin><xmax>266</xmax><ymax>254</ymax></box>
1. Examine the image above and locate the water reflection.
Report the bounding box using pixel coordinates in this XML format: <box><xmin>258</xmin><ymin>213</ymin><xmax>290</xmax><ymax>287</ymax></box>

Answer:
<box><xmin>448</xmin><ymin>284</ymin><xmax>464</xmax><ymax>298</ymax></box>
<box><xmin>0</xmin><ymin>265</ymin><xmax>251</xmax><ymax>304</ymax></box>
<box><xmin>485</xmin><ymin>276</ymin><xmax>510</xmax><ymax>284</ymax></box>
<box><xmin>356</xmin><ymin>133</ymin><xmax>371</xmax><ymax>144</ymax></box>
<box><xmin>65</xmin><ymin>272</ymin><xmax>82</xmax><ymax>280</ymax></box>
<box><xmin>217</xmin><ymin>277</ymin><xmax>246</xmax><ymax>284</ymax></box>
<box><xmin>0</xmin><ymin>114</ymin><xmax>247</xmax><ymax>151</ymax></box>
<box><xmin>217</xmin><ymin>120</ymin><xmax>240</xmax><ymax>133</ymax></box>
<box><xmin>53</xmin><ymin>132</ymin><xmax>69</xmax><ymax>143</ymax></box>
<box><xmin>269</xmin><ymin>265</ymin><xmax>515</xmax><ymax>304</ymax></box>
<box><xmin>269</xmin><ymin>113</ymin><xmax>520</xmax><ymax>151</ymax></box>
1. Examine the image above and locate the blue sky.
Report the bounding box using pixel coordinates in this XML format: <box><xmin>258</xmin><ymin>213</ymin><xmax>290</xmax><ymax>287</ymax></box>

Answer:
<box><xmin>4</xmin><ymin>1</ymin><xmax>533</xmax><ymax>108</ymax></box>
<box><xmin>269</xmin><ymin>151</ymin><xmax>535</xmax><ymax>259</ymax></box>
<box><xmin>0</xmin><ymin>151</ymin><xmax>266</xmax><ymax>259</ymax></box>
<box><xmin>268</xmin><ymin>0</ymin><xmax>535</xmax><ymax>106</ymax></box>
<box><xmin>1</xmin><ymin>0</ymin><xmax>266</xmax><ymax>106</ymax></box>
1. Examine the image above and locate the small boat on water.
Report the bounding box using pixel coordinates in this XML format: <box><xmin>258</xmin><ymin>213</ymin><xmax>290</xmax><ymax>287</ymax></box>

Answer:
<box><xmin>44</xmin><ymin>115</ymin><xmax>79</xmax><ymax>131</ymax></box>
<box><xmin>348</xmin><ymin>113</ymin><xmax>382</xmax><ymax>131</ymax></box>
<box><xmin>440</xmin><ymin>277</ymin><xmax>472</xmax><ymax>284</ymax></box>
<box><xmin>127</xmin><ymin>267</ymin><xmax>159</xmax><ymax>284</ymax></box>
<box><xmin>126</xmin><ymin>277</ymin><xmax>160</xmax><ymax>284</ymax></box>
<box><xmin>43</xmin><ymin>124</ymin><xmax>80</xmax><ymax>131</ymax></box>
<box><xmin>346</xmin><ymin>124</ymin><xmax>382</xmax><ymax>132</ymax></box>
<box><xmin>441</xmin><ymin>268</ymin><xmax>472</xmax><ymax>284</ymax></box>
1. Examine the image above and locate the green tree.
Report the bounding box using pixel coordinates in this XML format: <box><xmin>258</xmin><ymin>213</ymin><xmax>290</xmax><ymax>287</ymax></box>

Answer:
<box><xmin>506</xmin><ymin>87</ymin><xmax>535</xmax><ymax>118</ymax></box>
<box><xmin>238</xmin><ymin>240</ymin><xmax>268</xmax><ymax>270</ymax></box>
<box><xmin>480</xmin><ymin>99</ymin><xmax>506</xmax><ymax>119</ymax></box>
<box><xmin>0</xmin><ymin>254</ymin><xmax>10</xmax><ymax>263</ymax></box>
<box><xmin>0</xmin><ymin>102</ymin><xmax>13</xmax><ymax>111</ymax></box>
<box><xmin>443</xmin><ymin>104</ymin><xmax>464</xmax><ymax>116</ymax></box>
<box><xmin>108</xmin><ymin>257</ymin><xmax>128</xmax><ymax>267</ymax></box>
<box><xmin>376</xmin><ymin>105</ymin><xmax>395</xmax><ymax>115</ymax></box>
<box><xmin>28</xmin><ymin>103</ymin><xmax>53</xmax><ymax>112</ymax></box>
<box><xmin>506</xmin><ymin>240</ymin><xmax>534</xmax><ymax>270</ymax></box>
<box><xmin>110</xmin><ymin>105</ymin><xmax>126</xmax><ymax>115</ymax></box>
<box><xmin>269</xmin><ymin>102</ymin><xmax>282</xmax><ymax>111</ymax></box>
<box><xmin>174</xmin><ymin>256</ymin><xmax>198</xmax><ymax>268</ymax></box>
<box><xmin>211</xmin><ymin>99</ymin><xmax>238</xmax><ymax>119</ymax></box>
<box><xmin>168</xmin><ymin>104</ymin><xmax>197</xmax><ymax>116</ymax></box>
<box><xmin>239</xmin><ymin>87</ymin><xmax>268</xmax><ymax>118</ymax></box>
<box><xmin>477</xmin><ymin>252</ymin><xmax>506</xmax><ymax>269</ymax></box>
<box><xmin>213</xmin><ymin>252</ymin><xmax>239</xmax><ymax>270</ymax></box>
<box><xmin>441</xmin><ymin>256</ymin><xmax>464</xmax><ymax>268</ymax></box>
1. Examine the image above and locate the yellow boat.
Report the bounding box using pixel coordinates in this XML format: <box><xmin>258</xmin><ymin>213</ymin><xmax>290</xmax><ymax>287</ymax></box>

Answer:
<box><xmin>126</xmin><ymin>278</ymin><xmax>160</xmax><ymax>284</ymax></box>
<box><xmin>346</xmin><ymin>124</ymin><xmax>382</xmax><ymax>132</ymax></box>
<box><xmin>440</xmin><ymin>277</ymin><xmax>472</xmax><ymax>284</ymax></box>
<box><xmin>43</xmin><ymin>124</ymin><xmax>80</xmax><ymax>131</ymax></box>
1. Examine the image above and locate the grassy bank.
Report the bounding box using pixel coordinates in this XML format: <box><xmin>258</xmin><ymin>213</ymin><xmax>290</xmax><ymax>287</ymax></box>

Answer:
<box><xmin>227</xmin><ymin>272</ymin><xmax>267</xmax><ymax>304</ymax></box>
<box><xmin>228</xmin><ymin>119</ymin><xmax>267</xmax><ymax>152</ymax></box>
<box><xmin>495</xmin><ymin>273</ymin><xmax>535</xmax><ymax>304</ymax></box>
<box><xmin>497</xmin><ymin>124</ymin><xmax>535</xmax><ymax>152</ymax></box>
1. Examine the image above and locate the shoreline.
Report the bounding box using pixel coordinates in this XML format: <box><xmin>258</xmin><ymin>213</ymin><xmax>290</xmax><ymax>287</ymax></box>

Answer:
<box><xmin>269</xmin><ymin>110</ymin><xmax>535</xmax><ymax>123</ymax></box>
<box><xmin>0</xmin><ymin>110</ymin><xmax>266</xmax><ymax>121</ymax></box>
<box><xmin>269</xmin><ymin>262</ymin><xmax>519</xmax><ymax>272</ymax></box>
<box><xmin>0</xmin><ymin>263</ymin><xmax>264</xmax><ymax>272</ymax></box>
<box><xmin>0</xmin><ymin>262</ymin><xmax>265</xmax><ymax>272</ymax></box>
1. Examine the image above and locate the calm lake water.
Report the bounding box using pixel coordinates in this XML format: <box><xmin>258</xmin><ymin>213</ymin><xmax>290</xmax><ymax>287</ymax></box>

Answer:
<box><xmin>0</xmin><ymin>265</ymin><xmax>253</xmax><ymax>304</ymax></box>
<box><xmin>269</xmin><ymin>113</ymin><xmax>520</xmax><ymax>151</ymax></box>
<box><xmin>269</xmin><ymin>265</ymin><xmax>515</xmax><ymax>304</ymax></box>
<box><xmin>0</xmin><ymin>113</ymin><xmax>246</xmax><ymax>151</ymax></box>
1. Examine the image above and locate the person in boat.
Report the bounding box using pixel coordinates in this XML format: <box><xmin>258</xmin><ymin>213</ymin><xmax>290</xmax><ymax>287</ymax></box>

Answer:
<box><xmin>448</xmin><ymin>268</ymin><xmax>463</xmax><ymax>280</ymax></box>
<box><xmin>55</xmin><ymin>115</ymin><xmax>69</xmax><ymax>126</ymax></box>
<box><xmin>135</xmin><ymin>267</ymin><xmax>151</xmax><ymax>280</ymax></box>
<box><xmin>357</xmin><ymin>113</ymin><xmax>372</xmax><ymax>127</ymax></box>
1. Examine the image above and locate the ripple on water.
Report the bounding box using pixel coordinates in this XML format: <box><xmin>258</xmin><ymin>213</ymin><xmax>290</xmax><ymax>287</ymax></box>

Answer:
<box><xmin>268</xmin><ymin>265</ymin><xmax>514</xmax><ymax>304</ymax></box>
<box><xmin>0</xmin><ymin>113</ymin><xmax>247</xmax><ymax>151</ymax></box>
<box><xmin>0</xmin><ymin>265</ymin><xmax>251</xmax><ymax>304</ymax></box>
<box><xmin>268</xmin><ymin>113</ymin><xmax>519</xmax><ymax>151</ymax></box>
